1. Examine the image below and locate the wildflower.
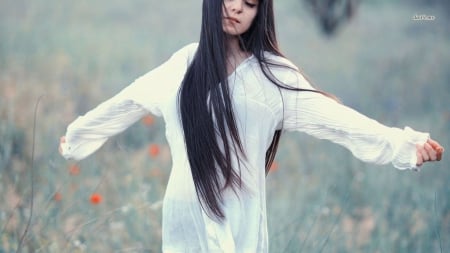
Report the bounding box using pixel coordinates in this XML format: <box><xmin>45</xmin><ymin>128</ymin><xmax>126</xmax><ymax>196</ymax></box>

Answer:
<box><xmin>142</xmin><ymin>115</ymin><xmax>155</xmax><ymax>126</ymax></box>
<box><xmin>68</xmin><ymin>164</ymin><xmax>81</xmax><ymax>176</ymax></box>
<box><xmin>269</xmin><ymin>161</ymin><xmax>279</xmax><ymax>172</ymax></box>
<box><xmin>90</xmin><ymin>193</ymin><xmax>102</xmax><ymax>205</ymax></box>
<box><xmin>148</xmin><ymin>144</ymin><xmax>160</xmax><ymax>157</ymax></box>
<box><xmin>53</xmin><ymin>192</ymin><xmax>62</xmax><ymax>202</ymax></box>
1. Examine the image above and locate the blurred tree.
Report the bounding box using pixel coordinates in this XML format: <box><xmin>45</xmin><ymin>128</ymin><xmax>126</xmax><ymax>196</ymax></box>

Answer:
<box><xmin>304</xmin><ymin>0</ymin><xmax>449</xmax><ymax>36</ymax></box>
<box><xmin>304</xmin><ymin>0</ymin><xmax>359</xmax><ymax>36</ymax></box>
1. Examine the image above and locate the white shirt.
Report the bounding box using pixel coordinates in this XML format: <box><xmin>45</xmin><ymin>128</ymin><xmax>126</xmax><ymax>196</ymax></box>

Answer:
<box><xmin>61</xmin><ymin>43</ymin><xmax>429</xmax><ymax>253</ymax></box>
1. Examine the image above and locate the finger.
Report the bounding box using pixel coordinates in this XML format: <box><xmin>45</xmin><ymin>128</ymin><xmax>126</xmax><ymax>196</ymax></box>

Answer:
<box><xmin>436</xmin><ymin>149</ymin><xmax>442</xmax><ymax>161</ymax></box>
<box><xmin>428</xmin><ymin>139</ymin><xmax>444</xmax><ymax>161</ymax></box>
<box><xmin>416</xmin><ymin>144</ymin><xmax>424</xmax><ymax>166</ymax></box>
<box><xmin>428</xmin><ymin>139</ymin><xmax>444</xmax><ymax>153</ymax></box>
<box><xmin>424</xmin><ymin>143</ymin><xmax>437</xmax><ymax>161</ymax></box>
<box><xmin>428</xmin><ymin>139</ymin><xmax>441</xmax><ymax>149</ymax></box>
<box><xmin>419</xmin><ymin>145</ymin><xmax>430</xmax><ymax>162</ymax></box>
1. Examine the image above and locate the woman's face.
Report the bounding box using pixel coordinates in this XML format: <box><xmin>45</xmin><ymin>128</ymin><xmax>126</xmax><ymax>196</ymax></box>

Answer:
<box><xmin>222</xmin><ymin>0</ymin><xmax>259</xmax><ymax>36</ymax></box>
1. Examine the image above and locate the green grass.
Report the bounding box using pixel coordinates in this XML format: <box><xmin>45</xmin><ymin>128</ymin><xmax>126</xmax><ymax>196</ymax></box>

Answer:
<box><xmin>1</xmin><ymin>0</ymin><xmax>449</xmax><ymax>252</ymax></box>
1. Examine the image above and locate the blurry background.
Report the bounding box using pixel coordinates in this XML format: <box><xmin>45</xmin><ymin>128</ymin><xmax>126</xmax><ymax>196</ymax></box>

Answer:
<box><xmin>0</xmin><ymin>0</ymin><xmax>449</xmax><ymax>252</ymax></box>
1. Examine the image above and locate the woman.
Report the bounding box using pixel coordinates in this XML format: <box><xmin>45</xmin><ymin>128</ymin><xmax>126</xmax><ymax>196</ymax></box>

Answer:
<box><xmin>60</xmin><ymin>0</ymin><xmax>444</xmax><ymax>252</ymax></box>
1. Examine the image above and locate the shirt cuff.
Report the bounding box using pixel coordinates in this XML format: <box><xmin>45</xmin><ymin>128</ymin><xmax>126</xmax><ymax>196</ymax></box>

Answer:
<box><xmin>392</xmin><ymin>126</ymin><xmax>430</xmax><ymax>170</ymax></box>
<box><xmin>60</xmin><ymin>135</ymin><xmax>107</xmax><ymax>161</ymax></box>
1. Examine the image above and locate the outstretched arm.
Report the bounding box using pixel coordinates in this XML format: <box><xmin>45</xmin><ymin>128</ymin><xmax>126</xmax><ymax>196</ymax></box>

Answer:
<box><xmin>279</xmin><ymin>68</ymin><xmax>444</xmax><ymax>170</ymax></box>
<box><xmin>59</xmin><ymin>43</ymin><xmax>197</xmax><ymax>161</ymax></box>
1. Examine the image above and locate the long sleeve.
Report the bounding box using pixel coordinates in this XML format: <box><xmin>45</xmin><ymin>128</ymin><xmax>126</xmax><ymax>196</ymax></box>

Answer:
<box><xmin>61</xmin><ymin>43</ymin><xmax>196</xmax><ymax>161</ymax></box>
<box><xmin>60</xmin><ymin>99</ymin><xmax>148</xmax><ymax>161</ymax></box>
<box><xmin>279</xmin><ymin>66</ymin><xmax>429</xmax><ymax>170</ymax></box>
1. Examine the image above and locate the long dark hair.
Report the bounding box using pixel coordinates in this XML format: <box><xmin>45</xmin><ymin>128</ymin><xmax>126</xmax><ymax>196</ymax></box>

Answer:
<box><xmin>179</xmin><ymin>0</ymin><xmax>328</xmax><ymax>221</ymax></box>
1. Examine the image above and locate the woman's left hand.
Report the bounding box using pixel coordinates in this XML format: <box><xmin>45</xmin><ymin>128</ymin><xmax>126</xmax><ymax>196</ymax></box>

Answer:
<box><xmin>416</xmin><ymin>139</ymin><xmax>444</xmax><ymax>167</ymax></box>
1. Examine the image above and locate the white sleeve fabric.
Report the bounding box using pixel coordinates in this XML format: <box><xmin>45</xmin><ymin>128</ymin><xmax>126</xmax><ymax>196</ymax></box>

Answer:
<box><xmin>279</xmin><ymin>66</ymin><xmax>429</xmax><ymax>170</ymax></box>
<box><xmin>61</xmin><ymin>43</ymin><xmax>195</xmax><ymax>161</ymax></box>
<box><xmin>60</xmin><ymin>99</ymin><xmax>148</xmax><ymax>161</ymax></box>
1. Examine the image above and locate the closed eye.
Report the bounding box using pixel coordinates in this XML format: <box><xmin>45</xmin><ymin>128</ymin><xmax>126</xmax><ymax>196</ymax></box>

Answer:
<box><xmin>245</xmin><ymin>1</ymin><xmax>258</xmax><ymax>8</ymax></box>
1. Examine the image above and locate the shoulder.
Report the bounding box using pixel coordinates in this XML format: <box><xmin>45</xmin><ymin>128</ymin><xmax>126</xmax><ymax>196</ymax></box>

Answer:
<box><xmin>260</xmin><ymin>52</ymin><xmax>301</xmax><ymax>80</ymax></box>
<box><xmin>262</xmin><ymin>52</ymin><xmax>298</xmax><ymax>71</ymax></box>
<box><xmin>259</xmin><ymin>52</ymin><xmax>314</xmax><ymax>89</ymax></box>
<box><xmin>171</xmin><ymin>42</ymin><xmax>199</xmax><ymax>64</ymax></box>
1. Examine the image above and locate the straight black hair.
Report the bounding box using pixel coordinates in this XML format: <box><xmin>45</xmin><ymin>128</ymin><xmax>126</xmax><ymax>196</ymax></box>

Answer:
<box><xmin>179</xmin><ymin>0</ymin><xmax>333</xmax><ymax>221</ymax></box>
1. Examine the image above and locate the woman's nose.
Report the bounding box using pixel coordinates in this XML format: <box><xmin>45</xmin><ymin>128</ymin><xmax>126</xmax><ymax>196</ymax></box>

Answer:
<box><xmin>229</xmin><ymin>0</ymin><xmax>244</xmax><ymax>13</ymax></box>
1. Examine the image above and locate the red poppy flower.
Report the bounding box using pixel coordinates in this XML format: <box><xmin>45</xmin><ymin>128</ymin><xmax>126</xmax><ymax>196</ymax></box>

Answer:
<box><xmin>90</xmin><ymin>193</ymin><xmax>102</xmax><ymax>205</ymax></box>
<box><xmin>53</xmin><ymin>192</ymin><xmax>62</xmax><ymax>202</ymax></box>
<box><xmin>142</xmin><ymin>115</ymin><xmax>155</xmax><ymax>126</ymax></box>
<box><xmin>269</xmin><ymin>161</ymin><xmax>279</xmax><ymax>172</ymax></box>
<box><xmin>148</xmin><ymin>144</ymin><xmax>160</xmax><ymax>158</ymax></box>
<box><xmin>68</xmin><ymin>164</ymin><xmax>81</xmax><ymax>176</ymax></box>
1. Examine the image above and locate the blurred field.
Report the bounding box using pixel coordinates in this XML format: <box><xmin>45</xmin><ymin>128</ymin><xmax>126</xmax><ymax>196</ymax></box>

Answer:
<box><xmin>1</xmin><ymin>0</ymin><xmax>449</xmax><ymax>252</ymax></box>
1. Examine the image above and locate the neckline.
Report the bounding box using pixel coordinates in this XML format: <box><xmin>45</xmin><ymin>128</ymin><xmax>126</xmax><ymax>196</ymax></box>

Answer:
<box><xmin>227</xmin><ymin>54</ymin><xmax>254</xmax><ymax>79</ymax></box>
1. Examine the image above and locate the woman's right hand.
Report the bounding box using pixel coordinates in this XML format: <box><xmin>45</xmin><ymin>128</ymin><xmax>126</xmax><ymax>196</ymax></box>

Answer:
<box><xmin>416</xmin><ymin>138</ymin><xmax>444</xmax><ymax>167</ymax></box>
